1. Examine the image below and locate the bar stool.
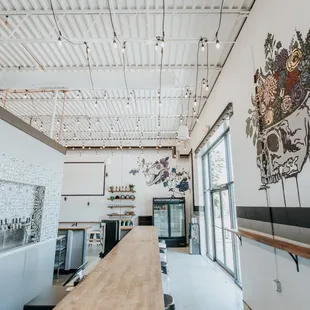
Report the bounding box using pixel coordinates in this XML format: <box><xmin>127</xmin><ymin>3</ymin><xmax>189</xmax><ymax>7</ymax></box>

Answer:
<box><xmin>161</xmin><ymin>261</ymin><xmax>168</xmax><ymax>275</ymax></box>
<box><xmin>160</xmin><ymin>248</ymin><xmax>167</xmax><ymax>255</ymax></box>
<box><xmin>160</xmin><ymin>252</ymin><xmax>167</xmax><ymax>263</ymax></box>
<box><xmin>161</xmin><ymin>273</ymin><xmax>170</xmax><ymax>295</ymax></box>
<box><xmin>87</xmin><ymin>230</ymin><xmax>102</xmax><ymax>246</ymax></box>
<box><xmin>164</xmin><ymin>294</ymin><xmax>175</xmax><ymax>310</ymax></box>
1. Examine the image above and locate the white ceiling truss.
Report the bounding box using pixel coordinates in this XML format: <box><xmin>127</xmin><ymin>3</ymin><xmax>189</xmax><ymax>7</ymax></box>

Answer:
<box><xmin>0</xmin><ymin>0</ymin><xmax>255</xmax><ymax>148</ymax></box>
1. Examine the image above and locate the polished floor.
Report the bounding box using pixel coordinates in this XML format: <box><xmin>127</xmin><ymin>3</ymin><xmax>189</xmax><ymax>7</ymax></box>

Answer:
<box><xmin>168</xmin><ymin>248</ymin><xmax>244</xmax><ymax>310</ymax></box>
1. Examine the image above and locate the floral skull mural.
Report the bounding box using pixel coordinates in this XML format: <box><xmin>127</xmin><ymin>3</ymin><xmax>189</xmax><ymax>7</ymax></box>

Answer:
<box><xmin>246</xmin><ymin>30</ymin><xmax>310</xmax><ymax>187</ymax></box>
<box><xmin>129</xmin><ymin>157</ymin><xmax>190</xmax><ymax>197</ymax></box>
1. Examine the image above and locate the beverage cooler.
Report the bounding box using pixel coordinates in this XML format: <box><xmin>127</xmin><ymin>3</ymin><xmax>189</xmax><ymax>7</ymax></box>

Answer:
<box><xmin>153</xmin><ymin>197</ymin><xmax>186</xmax><ymax>247</ymax></box>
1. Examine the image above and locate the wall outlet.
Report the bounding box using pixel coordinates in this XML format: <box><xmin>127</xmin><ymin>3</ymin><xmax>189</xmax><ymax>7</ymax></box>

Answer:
<box><xmin>273</xmin><ymin>279</ymin><xmax>282</xmax><ymax>293</ymax></box>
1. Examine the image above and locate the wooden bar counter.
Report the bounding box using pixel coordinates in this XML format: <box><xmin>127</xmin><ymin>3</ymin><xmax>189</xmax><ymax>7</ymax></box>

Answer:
<box><xmin>54</xmin><ymin>226</ymin><xmax>164</xmax><ymax>310</ymax></box>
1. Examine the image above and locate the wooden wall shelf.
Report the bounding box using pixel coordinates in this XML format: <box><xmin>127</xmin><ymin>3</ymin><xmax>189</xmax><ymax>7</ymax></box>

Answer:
<box><xmin>107</xmin><ymin>198</ymin><xmax>135</xmax><ymax>201</ymax></box>
<box><xmin>108</xmin><ymin>190</ymin><xmax>136</xmax><ymax>193</ymax></box>
<box><xmin>107</xmin><ymin>214</ymin><xmax>136</xmax><ymax>217</ymax></box>
<box><xmin>108</xmin><ymin>206</ymin><xmax>135</xmax><ymax>209</ymax></box>
<box><xmin>228</xmin><ymin>228</ymin><xmax>310</xmax><ymax>272</ymax></box>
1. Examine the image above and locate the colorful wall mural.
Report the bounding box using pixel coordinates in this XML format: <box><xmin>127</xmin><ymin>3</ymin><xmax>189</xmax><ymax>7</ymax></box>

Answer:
<box><xmin>246</xmin><ymin>29</ymin><xmax>310</xmax><ymax>204</ymax></box>
<box><xmin>129</xmin><ymin>157</ymin><xmax>190</xmax><ymax>197</ymax></box>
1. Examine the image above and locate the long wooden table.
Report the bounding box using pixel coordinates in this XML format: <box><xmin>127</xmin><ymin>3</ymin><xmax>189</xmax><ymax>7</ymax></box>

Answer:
<box><xmin>54</xmin><ymin>226</ymin><xmax>164</xmax><ymax>310</ymax></box>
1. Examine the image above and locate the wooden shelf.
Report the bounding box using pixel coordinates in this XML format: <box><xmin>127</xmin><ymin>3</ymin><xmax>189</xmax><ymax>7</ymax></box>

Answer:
<box><xmin>108</xmin><ymin>206</ymin><xmax>135</xmax><ymax>208</ymax></box>
<box><xmin>107</xmin><ymin>214</ymin><xmax>136</xmax><ymax>217</ymax></box>
<box><xmin>108</xmin><ymin>190</ymin><xmax>136</xmax><ymax>193</ymax></box>
<box><xmin>107</xmin><ymin>198</ymin><xmax>135</xmax><ymax>201</ymax></box>
<box><xmin>121</xmin><ymin>226</ymin><xmax>134</xmax><ymax>231</ymax></box>
<box><xmin>229</xmin><ymin>228</ymin><xmax>310</xmax><ymax>271</ymax></box>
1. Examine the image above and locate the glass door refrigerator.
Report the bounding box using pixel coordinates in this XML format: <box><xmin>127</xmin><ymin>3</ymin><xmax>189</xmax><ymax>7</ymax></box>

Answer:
<box><xmin>153</xmin><ymin>197</ymin><xmax>186</xmax><ymax>247</ymax></box>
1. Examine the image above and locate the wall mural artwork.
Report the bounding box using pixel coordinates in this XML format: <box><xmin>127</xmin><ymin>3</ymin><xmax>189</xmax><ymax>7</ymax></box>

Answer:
<box><xmin>129</xmin><ymin>157</ymin><xmax>190</xmax><ymax>197</ymax></box>
<box><xmin>246</xmin><ymin>29</ymin><xmax>310</xmax><ymax>206</ymax></box>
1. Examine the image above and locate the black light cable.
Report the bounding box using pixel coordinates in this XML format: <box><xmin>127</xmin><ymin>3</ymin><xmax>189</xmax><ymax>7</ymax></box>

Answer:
<box><xmin>215</xmin><ymin>0</ymin><xmax>224</xmax><ymax>49</ymax></box>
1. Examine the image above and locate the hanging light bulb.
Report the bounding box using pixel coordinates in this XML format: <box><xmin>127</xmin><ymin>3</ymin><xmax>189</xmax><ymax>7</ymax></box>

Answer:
<box><xmin>82</xmin><ymin>144</ymin><xmax>85</xmax><ymax>149</ymax></box>
<box><xmin>77</xmin><ymin>91</ymin><xmax>80</xmax><ymax>98</ymax></box>
<box><xmin>94</xmin><ymin>100</ymin><xmax>98</xmax><ymax>107</ymax></box>
<box><xmin>116</xmin><ymin>117</ymin><xmax>119</xmax><ymax>123</ymax></box>
<box><xmin>63</xmin><ymin>124</ymin><xmax>66</xmax><ymax>132</ymax></box>
<box><xmin>127</xmin><ymin>99</ymin><xmax>130</xmax><ymax>107</ymax></box>
<box><xmin>58</xmin><ymin>36</ymin><xmax>62</xmax><ymax>46</ymax></box>
<box><xmin>180</xmin><ymin>116</ymin><xmax>183</xmax><ymax>123</ymax></box>
<box><xmin>113</xmin><ymin>38</ymin><xmax>117</xmax><ymax>49</ymax></box>
<box><xmin>155</xmin><ymin>41</ymin><xmax>159</xmax><ymax>51</ymax></box>
<box><xmin>77</xmin><ymin>118</ymin><xmax>79</xmax><ymax>124</ymax></box>
<box><xmin>104</xmin><ymin>91</ymin><xmax>107</xmax><ymax>99</ymax></box>
<box><xmin>194</xmin><ymin>97</ymin><xmax>197</xmax><ymax>106</ymax></box>
<box><xmin>56</xmin><ymin>118</ymin><xmax>59</xmax><ymax>124</ymax></box>
<box><xmin>89</xmin><ymin>147</ymin><xmax>91</xmax><ymax>150</ymax></box>
<box><xmin>157</xmin><ymin>90</ymin><xmax>160</xmax><ymax>98</ymax></box>
<box><xmin>197</xmin><ymin>117</ymin><xmax>199</xmax><ymax>122</ymax></box>
<box><xmin>216</xmin><ymin>38</ymin><xmax>220</xmax><ymax>49</ymax></box>
<box><xmin>34</xmin><ymin>118</ymin><xmax>37</xmax><ymax>124</ymax></box>
<box><xmin>72</xmin><ymin>147</ymin><xmax>75</xmax><ymax>150</ymax></box>
<box><xmin>97</xmin><ymin>118</ymin><xmax>99</xmax><ymax>124</ymax></box>
<box><xmin>201</xmin><ymin>42</ymin><xmax>205</xmax><ymax>52</ymax></box>
<box><xmin>24</xmin><ymin>91</ymin><xmax>27</xmax><ymax>99</ymax></box>
<box><xmin>88</xmin><ymin>125</ymin><xmax>91</xmax><ymax>132</ymax></box>
<box><xmin>86</xmin><ymin>45</ymin><xmax>90</xmax><ymax>54</ymax></box>
<box><xmin>202</xmin><ymin>79</ymin><xmax>206</xmax><ymax>88</ymax></box>
<box><xmin>161</xmin><ymin>39</ymin><xmax>165</xmax><ymax>48</ymax></box>
<box><xmin>159</xmin><ymin>100</ymin><xmax>162</xmax><ymax>106</ymax></box>
<box><xmin>122</xmin><ymin>42</ymin><xmax>126</xmax><ymax>53</ymax></box>
<box><xmin>40</xmin><ymin>122</ymin><xmax>43</xmax><ymax>131</ymax></box>
<box><xmin>206</xmin><ymin>82</ymin><xmax>209</xmax><ymax>91</ymax></box>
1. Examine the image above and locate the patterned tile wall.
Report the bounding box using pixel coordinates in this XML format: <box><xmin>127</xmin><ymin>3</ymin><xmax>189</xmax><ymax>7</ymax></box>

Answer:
<box><xmin>0</xmin><ymin>153</ymin><xmax>63</xmax><ymax>242</ymax></box>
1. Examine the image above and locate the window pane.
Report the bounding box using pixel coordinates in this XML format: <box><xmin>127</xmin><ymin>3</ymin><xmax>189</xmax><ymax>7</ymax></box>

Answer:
<box><xmin>209</xmin><ymin>139</ymin><xmax>228</xmax><ymax>187</ymax></box>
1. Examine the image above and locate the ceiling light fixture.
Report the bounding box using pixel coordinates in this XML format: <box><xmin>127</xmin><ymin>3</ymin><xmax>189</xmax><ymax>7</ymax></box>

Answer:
<box><xmin>58</xmin><ymin>36</ymin><xmax>62</xmax><ymax>46</ymax></box>
<box><xmin>155</xmin><ymin>41</ymin><xmax>158</xmax><ymax>51</ymax></box>
<box><xmin>113</xmin><ymin>38</ymin><xmax>117</xmax><ymax>49</ymax></box>
<box><xmin>215</xmin><ymin>0</ymin><xmax>224</xmax><ymax>50</ymax></box>
<box><xmin>122</xmin><ymin>42</ymin><xmax>126</xmax><ymax>53</ymax></box>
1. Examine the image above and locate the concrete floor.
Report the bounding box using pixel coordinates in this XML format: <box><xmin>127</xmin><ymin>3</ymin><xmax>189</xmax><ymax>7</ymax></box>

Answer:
<box><xmin>168</xmin><ymin>248</ymin><xmax>244</xmax><ymax>310</ymax></box>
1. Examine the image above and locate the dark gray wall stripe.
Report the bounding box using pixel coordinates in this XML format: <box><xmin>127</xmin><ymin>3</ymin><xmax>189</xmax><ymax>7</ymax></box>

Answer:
<box><xmin>237</xmin><ymin>206</ymin><xmax>310</xmax><ymax>229</ymax></box>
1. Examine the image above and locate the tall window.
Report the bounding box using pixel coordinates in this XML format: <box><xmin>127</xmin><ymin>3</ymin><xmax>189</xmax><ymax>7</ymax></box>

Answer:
<box><xmin>202</xmin><ymin>129</ymin><xmax>241</xmax><ymax>284</ymax></box>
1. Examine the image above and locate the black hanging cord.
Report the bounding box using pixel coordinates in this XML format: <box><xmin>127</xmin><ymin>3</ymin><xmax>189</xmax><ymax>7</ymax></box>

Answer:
<box><xmin>50</xmin><ymin>0</ymin><xmax>84</xmax><ymax>46</ymax></box>
<box><xmin>50</xmin><ymin>0</ymin><xmax>96</xmax><ymax>122</ymax></box>
<box><xmin>206</xmin><ymin>40</ymin><xmax>209</xmax><ymax>83</ymax></box>
<box><xmin>215</xmin><ymin>0</ymin><xmax>224</xmax><ymax>40</ymax></box>
<box><xmin>122</xmin><ymin>49</ymin><xmax>130</xmax><ymax>99</ymax></box>
<box><xmin>107</xmin><ymin>0</ymin><xmax>121</xmax><ymax>43</ymax></box>
<box><xmin>162</xmin><ymin>0</ymin><xmax>166</xmax><ymax>40</ymax></box>
<box><xmin>194</xmin><ymin>39</ymin><xmax>200</xmax><ymax>104</ymax></box>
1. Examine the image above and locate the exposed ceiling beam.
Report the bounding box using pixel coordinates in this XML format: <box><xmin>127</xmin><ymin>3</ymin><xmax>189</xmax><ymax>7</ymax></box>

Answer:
<box><xmin>0</xmin><ymin>38</ymin><xmax>236</xmax><ymax>44</ymax></box>
<box><xmin>5</xmin><ymin>97</ymin><xmax>205</xmax><ymax>102</ymax></box>
<box><xmin>17</xmin><ymin>114</ymin><xmax>193</xmax><ymax>119</ymax></box>
<box><xmin>1</xmin><ymin>64</ymin><xmax>222</xmax><ymax>72</ymax></box>
<box><xmin>0</xmin><ymin>8</ymin><xmax>250</xmax><ymax>16</ymax></box>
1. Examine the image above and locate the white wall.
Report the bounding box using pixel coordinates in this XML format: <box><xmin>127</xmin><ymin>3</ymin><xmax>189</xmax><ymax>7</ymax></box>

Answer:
<box><xmin>0</xmin><ymin>119</ymin><xmax>64</xmax><ymax>310</ymax></box>
<box><xmin>190</xmin><ymin>0</ymin><xmax>310</xmax><ymax>309</ymax></box>
<box><xmin>59</xmin><ymin>148</ymin><xmax>193</xmax><ymax>234</ymax></box>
